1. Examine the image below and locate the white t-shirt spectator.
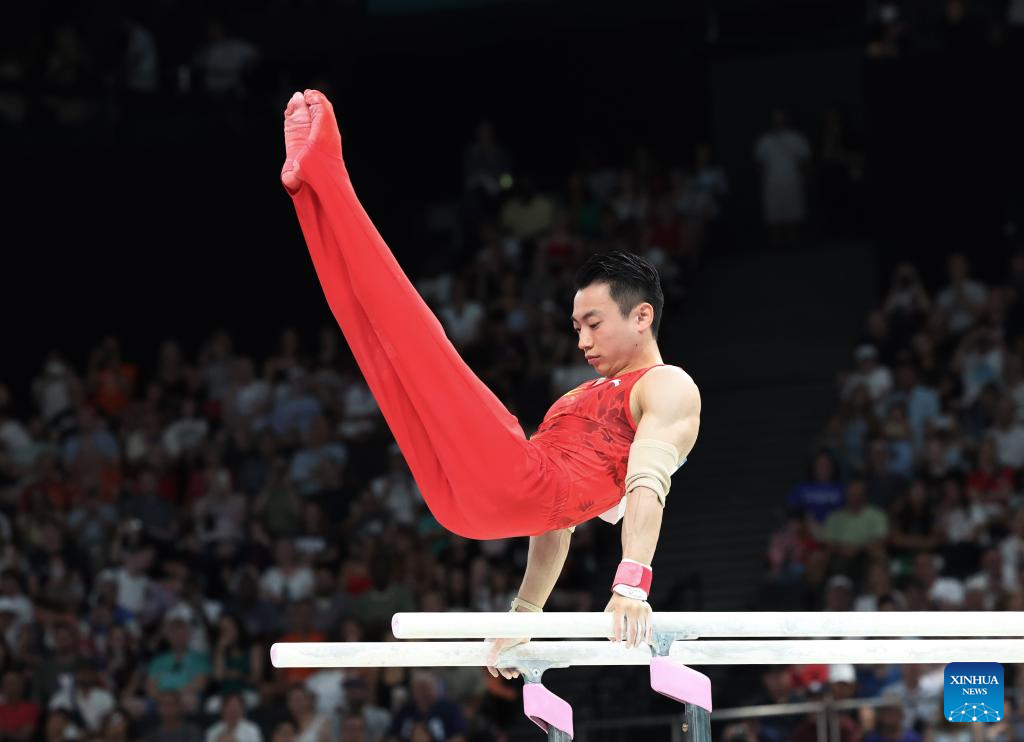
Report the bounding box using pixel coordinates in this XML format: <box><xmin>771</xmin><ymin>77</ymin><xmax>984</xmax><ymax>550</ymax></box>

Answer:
<box><xmin>260</xmin><ymin>565</ymin><xmax>313</xmax><ymax>603</ymax></box>
<box><xmin>936</xmin><ymin>280</ymin><xmax>988</xmax><ymax>335</ymax></box>
<box><xmin>49</xmin><ymin>684</ymin><xmax>115</xmax><ymax>732</ymax></box>
<box><xmin>754</xmin><ymin>128</ymin><xmax>811</xmax><ymax>224</ymax></box>
<box><xmin>290</xmin><ymin>443</ymin><xmax>348</xmax><ymax>496</ymax></box>
<box><xmin>235</xmin><ymin>379</ymin><xmax>271</xmax><ymax>418</ymax></box>
<box><xmin>339</xmin><ymin>382</ymin><xmax>381</xmax><ymax>439</ymax></box>
<box><xmin>960</xmin><ymin>348</ymin><xmax>1003</xmax><ymax>405</ymax></box>
<box><xmin>929</xmin><ymin>576</ymin><xmax>966</xmax><ymax>608</ymax></box>
<box><xmin>205</xmin><ymin>718</ymin><xmax>263</xmax><ymax>742</ymax></box>
<box><xmin>163</xmin><ymin>416</ymin><xmax>209</xmax><ymax>459</ymax></box>
<box><xmin>439</xmin><ymin>301</ymin><xmax>485</xmax><ymax>347</ymax></box>
<box><xmin>843</xmin><ymin>367</ymin><xmax>894</xmax><ymax>405</ymax></box>
<box><xmin>989</xmin><ymin>425</ymin><xmax>1024</xmax><ymax>469</ymax></box>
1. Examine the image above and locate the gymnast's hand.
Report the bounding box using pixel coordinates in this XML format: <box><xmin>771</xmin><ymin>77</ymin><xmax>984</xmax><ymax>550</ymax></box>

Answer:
<box><xmin>605</xmin><ymin>592</ymin><xmax>653</xmax><ymax>650</ymax></box>
<box><xmin>485</xmin><ymin>636</ymin><xmax>530</xmax><ymax>680</ymax></box>
<box><xmin>281</xmin><ymin>89</ymin><xmax>342</xmax><ymax>193</ymax></box>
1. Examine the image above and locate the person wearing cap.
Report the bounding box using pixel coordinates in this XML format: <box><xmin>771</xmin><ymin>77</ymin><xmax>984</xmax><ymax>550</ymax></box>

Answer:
<box><xmin>824</xmin><ymin>574</ymin><xmax>855</xmax><ymax>611</ymax></box>
<box><xmin>842</xmin><ymin>344</ymin><xmax>893</xmax><ymax>411</ymax></box>
<box><xmin>862</xmin><ymin>691</ymin><xmax>921</xmax><ymax>742</ymax></box>
<box><xmin>147</xmin><ymin>616</ymin><xmax>211</xmax><ymax>714</ymax></box>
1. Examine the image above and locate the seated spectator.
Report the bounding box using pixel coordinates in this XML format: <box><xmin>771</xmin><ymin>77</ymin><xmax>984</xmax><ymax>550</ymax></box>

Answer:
<box><xmin>953</xmin><ymin>324</ymin><xmax>1005</xmax><ymax>406</ymax></box>
<box><xmin>823</xmin><ymin>574</ymin><xmax>855</xmax><ymax>611</ymax></box>
<box><xmin>210</xmin><ymin>614</ymin><xmax>262</xmax><ymax>710</ymax></box>
<box><xmin>854</xmin><ymin>560</ymin><xmax>903</xmax><ymax>612</ymax></box>
<box><xmin>987</xmin><ymin>396</ymin><xmax>1024</xmax><ymax>469</ymax></box>
<box><xmin>0</xmin><ymin>668</ymin><xmax>40</xmax><ymax>739</ymax></box>
<box><xmin>261</xmin><ymin>540</ymin><xmax>313</xmax><ymax>604</ymax></box>
<box><xmin>862</xmin><ymin>693</ymin><xmax>921</xmax><ymax>742</ymax></box>
<box><xmin>964</xmin><ymin>547</ymin><xmax>1018</xmax><ymax>609</ymax></box>
<box><xmin>48</xmin><ymin>658</ymin><xmax>115</xmax><ymax>734</ymax></box>
<box><xmin>862</xmin><ymin>437</ymin><xmax>908</xmax><ymax>509</ymax></box>
<box><xmin>910</xmin><ymin>553</ymin><xmax>965</xmax><ymax>609</ymax></box>
<box><xmin>338</xmin><ymin>671</ymin><xmax>391</xmax><ymax>741</ymax></box>
<box><xmin>787</xmin><ymin>450</ymin><xmax>845</xmax><ymax>525</ymax></box>
<box><xmin>766</xmin><ymin>506</ymin><xmax>823</xmax><ymax>582</ymax></box>
<box><xmin>878</xmin><ymin>664</ymin><xmax>944</xmax><ymax>736</ymax></box>
<box><xmin>163</xmin><ymin>398</ymin><xmax>210</xmax><ymax>461</ymax></box>
<box><xmin>965</xmin><ymin>436</ymin><xmax>1015</xmax><ymax>519</ymax></box>
<box><xmin>438</xmin><ymin>279</ymin><xmax>485</xmax><ymax>351</ymax></box>
<box><xmin>935</xmin><ymin>253</ymin><xmax>988</xmax><ymax>336</ymax></box>
<box><xmin>386</xmin><ymin>670</ymin><xmax>467</xmax><ymax>742</ymax></box>
<box><xmin>289</xmin><ymin>417</ymin><xmax>347</xmax><ymax>497</ymax></box>
<box><xmin>837</xmin><ymin>385</ymin><xmax>879</xmax><ymax>473</ymax></box>
<box><xmin>278</xmin><ymin>599</ymin><xmax>324</xmax><ymax>686</ymax></box>
<box><xmin>204</xmin><ymin>693</ymin><xmax>262</xmax><ymax>742</ymax></box>
<box><xmin>147</xmin><ymin>616</ymin><xmax>211</xmax><ymax>714</ymax></box>
<box><xmin>841</xmin><ymin>345</ymin><xmax>893</xmax><ymax>413</ymax></box>
<box><xmin>822</xmin><ymin>478</ymin><xmax>888</xmax><ymax>578</ymax></box>
<box><xmin>145</xmin><ymin>690</ymin><xmax>203</xmax><ymax>742</ymax></box>
<box><xmin>284</xmin><ymin>684</ymin><xmax>331</xmax><ymax>742</ymax></box>
<box><xmin>351</xmin><ymin>561</ymin><xmax>416</xmax><ymax>640</ymax></box>
<box><xmin>887</xmin><ymin>480</ymin><xmax>942</xmax><ymax>568</ymax></box>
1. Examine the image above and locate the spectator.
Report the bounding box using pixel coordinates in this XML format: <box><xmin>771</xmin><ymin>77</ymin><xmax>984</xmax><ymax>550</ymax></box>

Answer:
<box><xmin>438</xmin><ymin>279</ymin><xmax>485</xmax><ymax>351</ymax></box>
<box><xmin>147</xmin><ymin>616</ymin><xmax>211</xmax><ymax>714</ymax></box>
<box><xmin>987</xmin><ymin>396</ymin><xmax>1024</xmax><ymax>468</ymax></box>
<box><xmin>285</xmin><ymin>684</ymin><xmax>331</xmax><ymax>742</ymax></box>
<box><xmin>386</xmin><ymin>670</ymin><xmax>466</xmax><ymax>742</ymax></box>
<box><xmin>822</xmin><ymin>478</ymin><xmax>889</xmax><ymax>578</ymax></box>
<box><xmin>289</xmin><ymin>417</ymin><xmax>347</xmax><ymax>497</ymax></box>
<box><xmin>145</xmin><ymin>690</ymin><xmax>203</xmax><ymax>742</ymax></box>
<box><xmin>204</xmin><ymin>693</ymin><xmax>263</xmax><ymax>742</ymax></box>
<box><xmin>338</xmin><ymin>672</ymin><xmax>391</xmax><ymax>741</ymax></box>
<box><xmin>48</xmin><ymin>658</ymin><xmax>115</xmax><ymax>734</ymax></box>
<box><xmin>842</xmin><ymin>345</ymin><xmax>894</xmax><ymax>412</ymax></box>
<box><xmin>787</xmin><ymin>451</ymin><xmax>846</xmax><ymax>525</ymax></box>
<box><xmin>210</xmin><ymin>614</ymin><xmax>262</xmax><ymax>709</ymax></box>
<box><xmin>498</xmin><ymin>175</ymin><xmax>556</xmax><ymax>241</ymax></box>
<box><xmin>753</xmin><ymin>108</ymin><xmax>811</xmax><ymax>246</ymax></box>
<box><xmin>193</xmin><ymin>20</ymin><xmax>260</xmax><ymax>97</ymax></box>
<box><xmin>911</xmin><ymin>552</ymin><xmax>965</xmax><ymax>609</ymax></box>
<box><xmin>936</xmin><ymin>254</ymin><xmax>988</xmax><ymax>336</ymax></box>
<box><xmin>887</xmin><ymin>480</ymin><xmax>942</xmax><ymax>568</ymax></box>
<box><xmin>766</xmin><ymin>506</ymin><xmax>823</xmax><ymax>582</ymax></box>
<box><xmin>952</xmin><ymin>325</ymin><xmax>1005</xmax><ymax>406</ymax></box>
<box><xmin>862</xmin><ymin>693</ymin><xmax>921</xmax><ymax>742</ymax></box>
<box><xmin>0</xmin><ymin>668</ymin><xmax>40</xmax><ymax>739</ymax></box>
<box><xmin>261</xmin><ymin>540</ymin><xmax>314</xmax><ymax>604</ymax></box>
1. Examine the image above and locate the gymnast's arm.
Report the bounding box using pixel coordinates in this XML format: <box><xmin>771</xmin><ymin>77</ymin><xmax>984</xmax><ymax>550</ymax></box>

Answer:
<box><xmin>621</xmin><ymin>368</ymin><xmax>700</xmax><ymax>566</ymax></box>
<box><xmin>516</xmin><ymin>527</ymin><xmax>573</xmax><ymax>609</ymax></box>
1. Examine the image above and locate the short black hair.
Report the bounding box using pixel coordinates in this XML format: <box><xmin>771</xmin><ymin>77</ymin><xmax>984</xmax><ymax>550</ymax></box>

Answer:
<box><xmin>574</xmin><ymin>250</ymin><xmax>665</xmax><ymax>340</ymax></box>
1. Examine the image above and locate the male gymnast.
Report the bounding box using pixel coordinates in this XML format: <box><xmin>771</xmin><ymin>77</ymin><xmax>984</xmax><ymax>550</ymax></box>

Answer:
<box><xmin>280</xmin><ymin>90</ymin><xmax>701</xmax><ymax>676</ymax></box>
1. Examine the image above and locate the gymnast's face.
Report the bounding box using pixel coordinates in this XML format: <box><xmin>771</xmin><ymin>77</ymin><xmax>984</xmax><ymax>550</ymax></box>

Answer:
<box><xmin>572</xmin><ymin>282</ymin><xmax>653</xmax><ymax>377</ymax></box>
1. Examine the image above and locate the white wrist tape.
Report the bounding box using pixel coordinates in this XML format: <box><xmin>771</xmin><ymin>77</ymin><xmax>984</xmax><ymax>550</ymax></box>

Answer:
<box><xmin>624</xmin><ymin>438</ymin><xmax>680</xmax><ymax>507</ymax></box>
<box><xmin>510</xmin><ymin>596</ymin><xmax>543</xmax><ymax>612</ymax></box>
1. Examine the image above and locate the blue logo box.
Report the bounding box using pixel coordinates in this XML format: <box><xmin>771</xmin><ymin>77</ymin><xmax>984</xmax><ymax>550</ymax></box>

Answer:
<box><xmin>944</xmin><ymin>662</ymin><xmax>1003</xmax><ymax>723</ymax></box>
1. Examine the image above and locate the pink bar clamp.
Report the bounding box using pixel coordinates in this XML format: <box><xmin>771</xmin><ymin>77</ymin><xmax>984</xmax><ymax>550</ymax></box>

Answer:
<box><xmin>523</xmin><ymin>683</ymin><xmax>574</xmax><ymax>738</ymax></box>
<box><xmin>650</xmin><ymin>657</ymin><xmax>713</xmax><ymax>712</ymax></box>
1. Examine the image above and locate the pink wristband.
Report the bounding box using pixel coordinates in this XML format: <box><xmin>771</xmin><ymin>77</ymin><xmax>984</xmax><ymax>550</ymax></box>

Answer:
<box><xmin>612</xmin><ymin>560</ymin><xmax>653</xmax><ymax>597</ymax></box>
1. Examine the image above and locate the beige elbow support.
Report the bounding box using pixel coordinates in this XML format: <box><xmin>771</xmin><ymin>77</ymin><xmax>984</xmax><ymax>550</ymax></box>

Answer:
<box><xmin>624</xmin><ymin>438</ymin><xmax>680</xmax><ymax>507</ymax></box>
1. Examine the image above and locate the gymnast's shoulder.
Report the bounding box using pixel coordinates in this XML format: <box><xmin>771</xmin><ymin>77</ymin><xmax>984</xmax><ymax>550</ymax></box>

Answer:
<box><xmin>638</xmin><ymin>364</ymin><xmax>700</xmax><ymax>401</ymax></box>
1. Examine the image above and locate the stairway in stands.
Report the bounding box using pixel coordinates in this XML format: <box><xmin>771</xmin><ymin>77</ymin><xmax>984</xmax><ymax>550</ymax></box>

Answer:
<box><xmin>657</xmin><ymin>243</ymin><xmax>877</xmax><ymax>612</ymax></box>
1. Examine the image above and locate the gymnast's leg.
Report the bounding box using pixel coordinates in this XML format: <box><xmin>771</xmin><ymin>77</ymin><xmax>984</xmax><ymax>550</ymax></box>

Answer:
<box><xmin>280</xmin><ymin>90</ymin><xmax>565</xmax><ymax>538</ymax></box>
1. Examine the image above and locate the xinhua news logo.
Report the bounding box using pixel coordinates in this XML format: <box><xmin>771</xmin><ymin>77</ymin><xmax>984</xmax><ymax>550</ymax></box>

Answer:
<box><xmin>943</xmin><ymin>662</ymin><xmax>1003</xmax><ymax>723</ymax></box>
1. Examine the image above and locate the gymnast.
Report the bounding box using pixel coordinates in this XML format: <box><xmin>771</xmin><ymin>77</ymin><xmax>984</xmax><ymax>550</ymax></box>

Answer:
<box><xmin>280</xmin><ymin>90</ymin><xmax>701</xmax><ymax>677</ymax></box>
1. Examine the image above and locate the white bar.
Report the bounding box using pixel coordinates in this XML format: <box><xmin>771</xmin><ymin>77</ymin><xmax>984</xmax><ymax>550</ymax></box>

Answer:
<box><xmin>270</xmin><ymin>641</ymin><xmax>652</xmax><ymax>668</ymax></box>
<box><xmin>270</xmin><ymin>639</ymin><xmax>1024</xmax><ymax>668</ymax></box>
<box><xmin>391</xmin><ymin>611</ymin><xmax>1024</xmax><ymax>640</ymax></box>
<box><xmin>672</xmin><ymin>639</ymin><xmax>1024</xmax><ymax>665</ymax></box>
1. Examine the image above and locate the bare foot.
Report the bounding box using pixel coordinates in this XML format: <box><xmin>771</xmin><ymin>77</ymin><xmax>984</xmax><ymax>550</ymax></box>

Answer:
<box><xmin>281</xmin><ymin>89</ymin><xmax>342</xmax><ymax>192</ymax></box>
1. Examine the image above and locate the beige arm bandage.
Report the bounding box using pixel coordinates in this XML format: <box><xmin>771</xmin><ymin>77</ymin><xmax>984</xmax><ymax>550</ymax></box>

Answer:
<box><xmin>624</xmin><ymin>438</ymin><xmax>681</xmax><ymax>507</ymax></box>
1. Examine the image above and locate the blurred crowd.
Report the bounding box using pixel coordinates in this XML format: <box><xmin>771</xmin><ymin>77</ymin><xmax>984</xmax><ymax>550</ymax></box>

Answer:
<box><xmin>758</xmin><ymin>252</ymin><xmax>1024</xmax><ymax>742</ymax></box>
